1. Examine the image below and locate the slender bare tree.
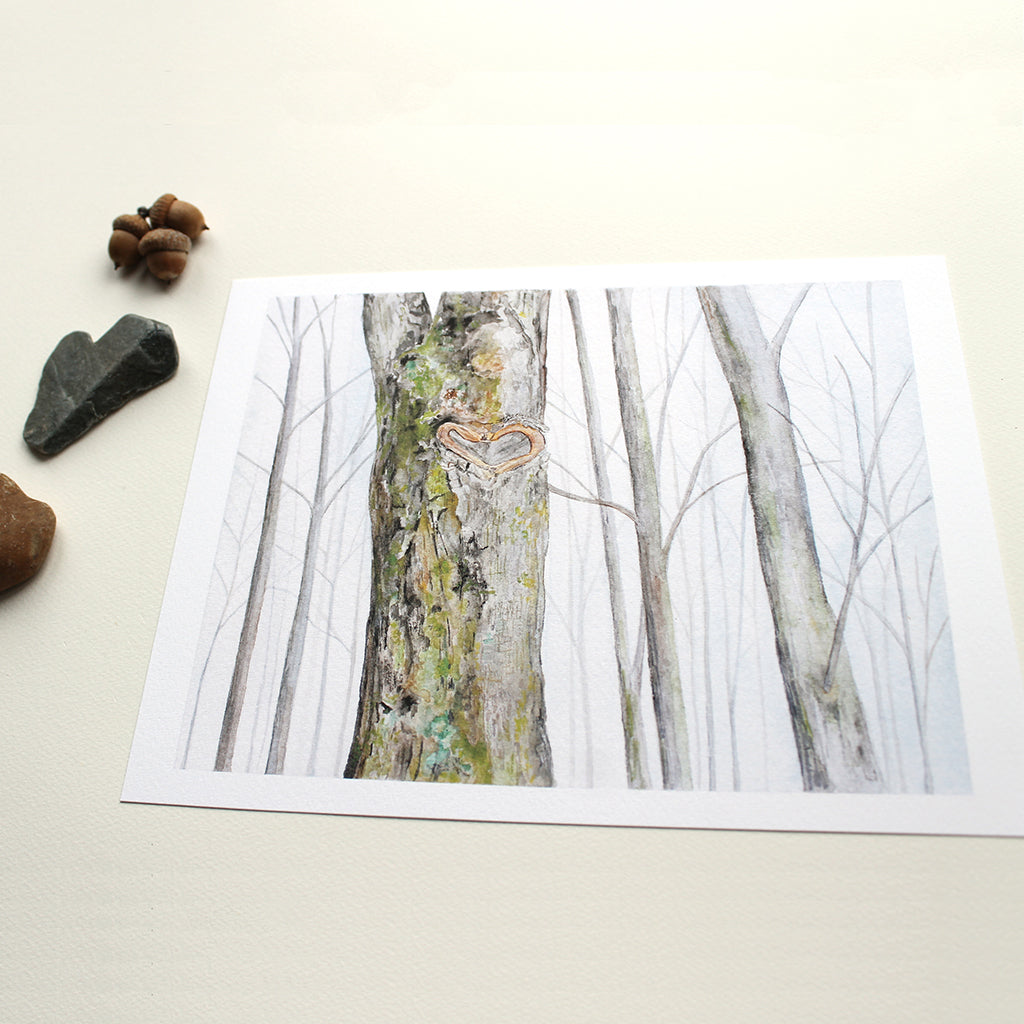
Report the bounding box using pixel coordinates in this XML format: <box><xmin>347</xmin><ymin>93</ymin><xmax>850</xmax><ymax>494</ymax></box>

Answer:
<box><xmin>565</xmin><ymin>289</ymin><xmax>650</xmax><ymax>788</ymax></box>
<box><xmin>809</xmin><ymin>283</ymin><xmax>938</xmax><ymax>791</ymax></box>
<box><xmin>265</xmin><ymin>302</ymin><xmax>337</xmax><ymax>774</ymax></box>
<box><xmin>698</xmin><ymin>284</ymin><xmax>882</xmax><ymax>793</ymax></box>
<box><xmin>215</xmin><ymin>298</ymin><xmax>307</xmax><ymax>772</ymax></box>
<box><xmin>607</xmin><ymin>288</ymin><xmax>692</xmax><ymax>790</ymax></box>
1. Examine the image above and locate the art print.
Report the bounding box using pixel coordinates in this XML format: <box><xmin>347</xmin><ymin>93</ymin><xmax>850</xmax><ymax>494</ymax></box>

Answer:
<box><xmin>124</xmin><ymin>259</ymin><xmax>1024</xmax><ymax>834</ymax></box>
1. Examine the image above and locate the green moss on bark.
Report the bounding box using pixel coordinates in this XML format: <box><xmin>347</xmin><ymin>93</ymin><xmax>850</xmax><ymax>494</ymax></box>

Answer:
<box><xmin>347</xmin><ymin>291</ymin><xmax>553</xmax><ymax>786</ymax></box>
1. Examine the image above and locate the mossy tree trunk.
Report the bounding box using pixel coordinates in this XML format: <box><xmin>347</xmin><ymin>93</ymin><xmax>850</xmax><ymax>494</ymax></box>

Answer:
<box><xmin>344</xmin><ymin>291</ymin><xmax>554</xmax><ymax>785</ymax></box>
<box><xmin>697</xmin><ymin>285</ymin><xmax>882</xmax><ymax>793</ymax></box>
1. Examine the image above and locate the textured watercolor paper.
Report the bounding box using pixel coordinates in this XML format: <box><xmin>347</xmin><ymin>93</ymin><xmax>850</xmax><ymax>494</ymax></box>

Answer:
<box><xmin>123</xmin><ymin>258</ymin><xmax>1024</xmax><ymax>834</ymax></box>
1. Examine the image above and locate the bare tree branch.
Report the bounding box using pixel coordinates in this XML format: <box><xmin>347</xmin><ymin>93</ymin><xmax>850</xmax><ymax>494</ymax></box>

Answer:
<box><xmin>661</xmin><ymin>423</ymin><xmax>738</xmax><ymax>557</ymax></box>
<box><xmin>769</xmin><ymin>283</ymin><xmax>813</xmax><ymax>361</ymax></box>
<box><xmin>548</xmin><ymin>482</ymin><xmax>639</xmax><ymax>525</ymax></box>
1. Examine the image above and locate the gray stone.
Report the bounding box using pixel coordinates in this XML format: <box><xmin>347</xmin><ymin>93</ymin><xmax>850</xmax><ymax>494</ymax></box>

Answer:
<box><xmin>23</xmin><ymin>315</ymin><xmax>178</xmax><ymax>456</ymax></box>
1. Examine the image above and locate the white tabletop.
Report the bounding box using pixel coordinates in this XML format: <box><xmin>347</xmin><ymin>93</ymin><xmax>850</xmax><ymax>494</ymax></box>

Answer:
<box><xmin>3</xmin><ymin>2</ymin><xmax>1023</xmax><ymax>1020</ymax></box>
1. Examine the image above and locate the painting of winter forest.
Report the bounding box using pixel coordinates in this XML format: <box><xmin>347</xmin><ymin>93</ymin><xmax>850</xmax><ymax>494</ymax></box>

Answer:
<box><xmin>171</xmin><ymin>277</ymin><xmax>971</xmax><ymax>798</ymax></box>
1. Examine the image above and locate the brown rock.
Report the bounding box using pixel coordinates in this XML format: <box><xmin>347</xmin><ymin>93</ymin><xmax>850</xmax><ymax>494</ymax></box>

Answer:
<box><xmin>0</xmin><ymin>475</ymin><xmax>56</xmax><ymax>592</ymax></box>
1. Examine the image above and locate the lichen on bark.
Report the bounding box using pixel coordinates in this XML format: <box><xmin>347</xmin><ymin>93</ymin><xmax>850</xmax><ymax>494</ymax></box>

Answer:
<box><xmin>345</xmin><ymin>291</ymin><xmax>553</xmax><ymax>785</ymax></box>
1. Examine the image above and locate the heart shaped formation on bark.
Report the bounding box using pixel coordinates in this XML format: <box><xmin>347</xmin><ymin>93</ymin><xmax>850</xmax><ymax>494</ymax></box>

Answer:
<box><xmin>437</xmin><ymin>422</ymin><xmax>545</xmax><ymax>475</ymax></box>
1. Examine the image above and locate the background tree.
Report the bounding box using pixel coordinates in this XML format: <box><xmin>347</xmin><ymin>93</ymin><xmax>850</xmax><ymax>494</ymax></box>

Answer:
<box><xmin>787</xmin><ymin>283</ymin><xmax>948</xmax><ymax>792</ymax></box>
<box><xmin>178</xmin><ymin>459</ymin><xmax>264</xmax><ymax>768</ymax></box>
<box><xmin>565</xmin><ymin>289</ymin><xmax>650</xmax><ymax>788</ymax></box>
<box><xmin>698</xmin><ymin>284</ymin><xmax>883</xmax><ymax>793</ymax></box>
<box><xmin>345</xmin><ymin>291</ymin><xmax>554</xmax><ymax>785</ymax></box>
<box><xmin>177</xmin><ymin>295</ymin><xmax>374</xmax><ymax>776</ymax></box>
<box><xmin>606</xmin><ymin>288</ymin><xmax>692</xmax><ymax>789</ymax></box>
<box><xmin>215</xmin><ymin>298</ymin><xmax>308</xmax><ymax>772</ymax></box>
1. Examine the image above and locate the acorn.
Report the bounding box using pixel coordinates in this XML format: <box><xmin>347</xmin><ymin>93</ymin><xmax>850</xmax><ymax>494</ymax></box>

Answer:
<box><xmin>138</xmin><ymin>228</ymin><xmax>192</xmax><ymax>282</ymax></box>
<box><xmin>107</xmin><ymin>213</ymin><xmax>150</xmax><ymax>270</ymax></box>
<box><xmin>140</xmin><ymin>193</ymin><xmax>208</xmax><ymax>240</ymax></box>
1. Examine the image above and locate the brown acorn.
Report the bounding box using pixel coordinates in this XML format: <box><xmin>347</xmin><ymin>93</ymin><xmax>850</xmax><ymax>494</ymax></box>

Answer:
<box><xmin>107</xmin><ymin>213</ymin><xmax>150</xmax><ymax>270</ymax></box>
<box><xmin>138</xmin><ymin>228</ymin><xmax>191</xmax><ymax>282</ymax></box>
<box><xmin>141</xmin><ymin>193</ymin><xmax>208</xmax><ymax>240</ymax></box>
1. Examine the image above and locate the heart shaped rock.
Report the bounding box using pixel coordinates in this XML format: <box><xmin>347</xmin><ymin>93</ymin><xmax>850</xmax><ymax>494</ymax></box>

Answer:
<box><xmin>23</xmin><ymin>314</ymin><xmax>178</xmax><ymax>456</ymax></box>
<box><xmin>0</xmin><ymin>475</ymin><xmax>56</xmax><ymax>592</ymax></box>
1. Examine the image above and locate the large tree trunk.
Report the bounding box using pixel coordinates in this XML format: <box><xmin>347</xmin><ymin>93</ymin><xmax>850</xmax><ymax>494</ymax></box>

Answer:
<box><xmin>345</xmin><ymin>291</ymin><xmax>553</xmax><ymax>785</ymax></box>
<box><xmin>697</xmin><ymin>285</ymin><xmax>882</xmax><ymax>792</ymax></box>
<box><xmin>606</xmin><ymin>289</ymin><xmax>692</xmax><ymax>790</ymax></box>
<box><xmin>215</xmin><ymin>298</ymin><xmax>304</xmax><ymax>772</ymax></box>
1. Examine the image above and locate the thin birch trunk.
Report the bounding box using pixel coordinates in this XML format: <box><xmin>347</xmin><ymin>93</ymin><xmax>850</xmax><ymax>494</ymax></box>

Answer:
<box><xmin>215</xmin><ymin>298</ymin><xmax>305</xmax><ymax>772</ymax></box>
<box><xmin>699</xmin><ymin>529</ymin><xmax>716</xmax><ymax>789</ymax></box>
<box><xmin>566</xmin><ymin>289</ymin><xmax>650</xmax><ymax>788</ymax></box>
<box><xmin>727</xmin><ymin>491</ymin><xmax>749</xmax><ymax>790</ymax></box>
<box><xmin>698</xmin><ymin>284</ymin><xmax>882</xmax><ymax>793</ymax></box>
<box><xmin>863</xmin><ymin>285</ymin><xmax>934</xmax><ymax>792</ymax></box>
<box><xmin>306</xmin><ymin>502</ymin><xmax>344</xmax><ymax>775</ymax></box>
<box><xmin>180</xmin><ymin>467</ymin><xmax>262</xmax><ymax>768</ymax></box>
<box><xmin>265</xmin><ymin>326</ymin><xmax>334</xmax><ymax>774</ymax></box>
<box><xmin>606</xmin><ymin>288</ymin><xmax>692</xmax><ymax>790</ymax></box>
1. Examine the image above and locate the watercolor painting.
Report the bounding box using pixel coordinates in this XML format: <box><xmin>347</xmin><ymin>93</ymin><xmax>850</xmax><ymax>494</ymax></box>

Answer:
<box><xmin>124</xmin><ymin>260</ymin><xmax>1024</xmax><ymax>833</ymax></box>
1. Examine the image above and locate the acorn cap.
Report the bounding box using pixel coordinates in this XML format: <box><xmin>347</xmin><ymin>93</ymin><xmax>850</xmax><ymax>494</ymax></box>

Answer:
<box><xmin>139</xmin><ymin>228</ymin><xmax>192</xmax><ymax>255</ymax></box>
<box><xmin>145</xmin><ymin>193</ymin><xmax>177</xmax><ymax>228</ymax></box>
<box><xmin>111</xmin><ymin>213</ymin><xmax>150</xmax><ymax>238</ymax></box>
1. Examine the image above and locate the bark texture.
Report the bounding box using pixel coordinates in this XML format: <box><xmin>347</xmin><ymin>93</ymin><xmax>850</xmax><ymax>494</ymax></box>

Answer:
<box><xmin>698</xmin><ymin>285</ymin><xmax>882</xmax><ymax>792</ymax></box>
<box><xmin>345</xmin><ymin>291</ymin><xmax>553</xmax><ymax>785</ymax></box>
